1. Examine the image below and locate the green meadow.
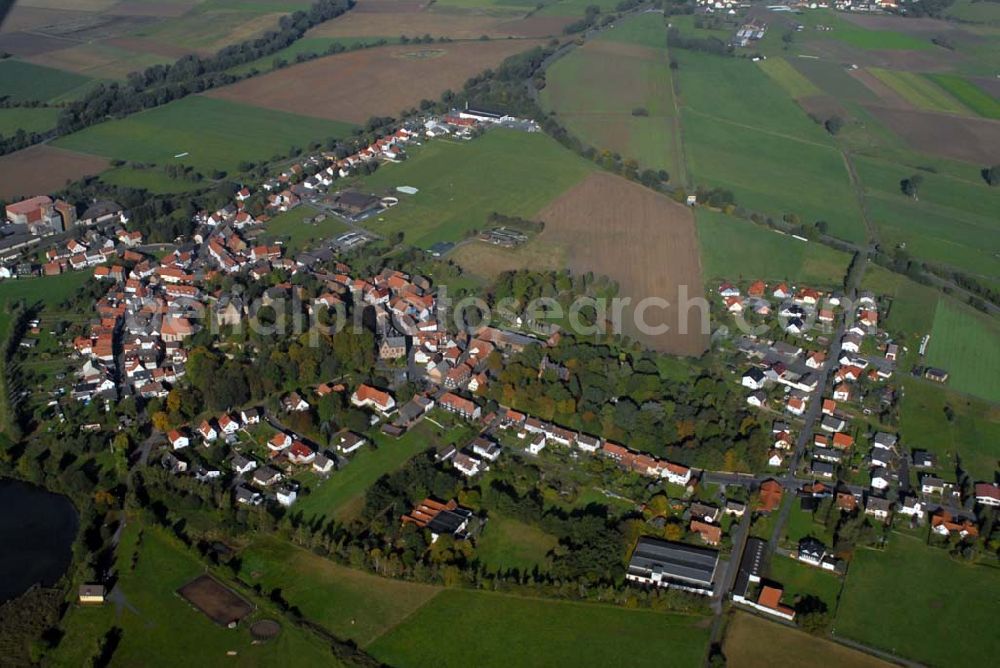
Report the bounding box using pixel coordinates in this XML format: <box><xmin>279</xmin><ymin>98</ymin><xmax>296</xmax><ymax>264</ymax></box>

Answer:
<box><xmin>99</xmin><ymin>165</ymin><xmax>208</xmax><ymax>194</ymax></box>
<box><xmin>927</xmin><ymin>73</ymin><xmax>1000</xmax><ymax>119</ymax></box>
<box><xmin>475</xmin><ymin>514</ymin><xmax>558</xmax><ymax>572</ymax></box>
<box><xmin>369</xmin><ymin>588</ymin><xmax>711</xmax><ymax>668</ymax></box>
<box><xmin>868</xmin><ymin>68</ymin><xmax>968</xmax><ymax>115</ymax></box>
<box><xmin>899</xmin><ymin>377</ymin><xmax>1000</xmax><ymax>481</ymax></box>
<box><xmin>835</xmin><ymin>535</ymin><xmax>1000</xmax><ymax>667</ymax></box>
<box><xmin>0</xmin><ymin>60</ymin><xmax>95</xmax><ymax>103</ymax></box>
<box><xmin>541</xmin><ymin>12</ymin><xmax>681</xmax><ymax>175</ymax></box>
<box><xmin>695</xmin><ymin>209</ymin><xmax>851</xmax><ymax>286</ymax></box>
<box><xmin>260</xmin><ymin>205</ymin><xmax>350</xmax><ymax>253</ymax></box>
<box><xmin>674</xmin><ymin>50</ymin><xmax>866</xmax><ymax>243</ymax></box>
<box><xmin>55</xmin><ymin>96</ymin><xmax>355</xmax><ymax>175</ymax></box>
<box><xmin>0</xmin><ymin>108</ymin><xmax>61</xmax><ymax>136</ymax></box>
<box><xmin>356</xmin><ymin>129</ymin><xmax>594</xmax><ymax>248</ymax></box>
<box><xmin>925</xmin><ymin>299</ymin><xmax>1000</xmax><ymax>403</ymax></box>
<box><xmin>768</xmin><ymin>555</ymin><xmax>843</xmax><ymax>613</ymax></box>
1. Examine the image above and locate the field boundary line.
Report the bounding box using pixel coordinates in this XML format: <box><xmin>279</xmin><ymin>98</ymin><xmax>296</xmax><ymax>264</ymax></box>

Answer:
<box><xmin>684</xmin><ymin>107</ymin><xmax>834</xmax><ymax>150</ymax></box>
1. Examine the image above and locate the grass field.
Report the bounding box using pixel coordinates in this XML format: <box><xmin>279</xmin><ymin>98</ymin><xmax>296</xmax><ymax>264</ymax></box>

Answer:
<box><xmin>695</xmin><ymin>209</ymin><xmax>851</xmax><ymax>286</ymax></box>
<box><xmin>0</xmin><ymin>273</ymin><xmax>89</xmax><ymax>343</ymax></box>
<box><xmin>927</xmin><ymin>73</ymin><xmax>1000</xmax><ymax>119</ymax></box>
<box><xmin>767</xmin><ymin>555</ymin><xmax>843</xmax><ymax>613</ymax></box>
<box><xmin>859</xmin><ymin>265</ymin><xmax>940</xmax><ymax>337</ymax></box>
<box><xmin>0</xmin><ymin>60</ymin><xmax>94</xmax><ymax>103</ymax></box>
<box><xmin>899</xmin><ymin>377</ymin><xmax>1000</xmax><ymax>481</ymax></box>
<box><xmin>51</xmin><ymin>524</ymin><xmax>336</xmax><ymax>666</ymax></box>
<box><xmin>868</xmin><ymin>68</ymin><xmax>968</xmax><ymax>115</ymax></box>
<box><xmin>541</xmin><ymin>13</ymin><xmax>681</xmax><ymax>175</ymax></box>
<box><xmin>924</xmin><ymin>299</ymin><xmax>1000</xmax><ymax>403</ymax></box>
<box><xmin>368</xmin><ymin>589</ymin><xmax>712</xmax><ymax>668</ymax></box>
<box><xmin>854</xmin><ymin>156</ymin><xmax>1000</xmax><ymax>279</ymax></box>
<box><xmin>674</xmin><ymin>51</ymin><xmax>866</xmax><ymax>243</ymax></box>
<box><xmin>834</xmin><ymin>535</ymin><xmax>1000</xmax><ymax>666</ymax></box>
<box><xmin>355</xmin><ymin>129</ymin><xmax>594</xmax><ymax>248</ymax></box>
<box><xmin>260</xmin><ymin>205</ymin><xmax>350</xmax><ymax>253</ymax></box>
<box><xmin>724</xmin><ymin>612</ymin><xmax>890</xmax><ymax>668</ymax></box>
<box><xmin>476</xmin><ymin>515</ymin><xmax>558</xmax><ymax>572</ymax></box>
<box><xmin>798</xmin><ymin>10</ymin><xmax>933</xmax><ymax>50</ymax></box>
<box><xmin>757</xmin><ymin>58</ymin><xmax>821</xmax><ymax>99</ymax></box>
<box><xmin>0</xmin><ymin>107</ymin><xmax>60</xmax><ymax>136</ymax></box>
<box><xmin>98</xmin><ymin>165</ymin><xmax>208</xmax><ymax>194</ymax></box>
<box><xmin>238</xmin><ymin>537</ymin><xmax>441</xmax><ymax>647</ymax></box>
<box><xmin>293</xmin><ymin>418</ymin><xmax>475</xmax><ymax>522</ymax></box>
<box><xmin>54</xmin><ymin>96</ymin><xmax>354</xmax><ymax>175</ymax></box>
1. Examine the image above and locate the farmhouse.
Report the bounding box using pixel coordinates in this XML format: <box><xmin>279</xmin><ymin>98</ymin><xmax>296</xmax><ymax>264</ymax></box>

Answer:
<box><xmin>626</xmin><ymin>537</ymin><xmax>719</xmax><ymax>596</ymax></box>
<box><xmin>401</xmin><ymin>497</ymin><xmax>473</xmax><ymax>542</ymax></box>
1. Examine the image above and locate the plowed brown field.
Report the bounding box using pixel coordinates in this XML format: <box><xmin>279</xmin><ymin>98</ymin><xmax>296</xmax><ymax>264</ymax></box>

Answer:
<box><xmin>0</xmin><ymin>144</ymin><xmax>109</xmax><ymax>199</ymax></box>
<box><xmin>206</xmin><ymin>40</ymin><xmax>541</xmax><ymax>124</ymax></box>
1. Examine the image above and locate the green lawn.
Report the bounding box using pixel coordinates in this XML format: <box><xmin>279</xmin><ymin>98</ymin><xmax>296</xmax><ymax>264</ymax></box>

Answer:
<box><xmin>695</xmin><ymin>209</ymin><xmax>851</xmax><ymax>287</ymax></box>
<box><xmin>368</xmin><ymin>589</ymin><xmax>711</xmax><ymax>668</ymax></box>
<box><xmin>0</xmin><ymin>60</ymin><xmax>95</xmax><ymax>103</ymax></box>
<box><xmin>476</xmin><ymin>514</ymin><xmax>558</xmax><ymax>572</ymax></box>
<box><xmin>99</xmin><ymin>165</ymin><xmax>208</xmax><ymax>194</ymax></box>
<box><xmin>238</xmin><ymin>537</ymin><xmax>441</xmax><ymax>647</ymax></box>
<box><xmin>355</xmin><ymin>129</ymin><xmax>594</xmax><ymax>248</ymax></box>
<box><xmin>925</xmin><ymin>299</ymin><xmax>1000</xmax><ymax>403</ymax></box>
<box><xmin>0</xmin><ymin>108</ymin><xmax>60</xmax><ymax>136</ymax></box>
<box><xmin>834</xmin><ymin>535</ymin><xmax>1000</xmax><ymax>666</ymax></box>
<box><xmin>55</xmin><ymin>96</ymin><xmax>355</xmax><ymax>175</ymax></box>
<box><xmin>0</xmin><ymin>273</ymin><xmax>90</xmax><ymax>343</ymax></box>
<box><xmin>51</xmin><ymin>524</ymin><xmax>337</xmax><ymax>666</ymax></box>
<box><xmin>860</xmin><ymin>265</ymin><xmax>940</xmax><ymax>337</ymax></box>
<box><xmin>899</xmin><ymin>377</ymin><xmax>1000</xmax><ymax>481</ymax></box>
<box><xmin>293</xmin><ymin>418</ymin><xmax>474</xmax><ymax>522</ymax></box>
<box><xmin>768</xmin><ymin>555</ymin><xmax>842</xmax><ymax>613</ymax></box>
<box><xmin>261</xmin><ymin>205</ymin><xmax>350</xmax><ymax>253</ymax></box>
<box><xmin>541</xmin><ymin>12</ymin><xmax>681</xmax><ymax>175</ymax></box>
<box><xmin>926</xmin><ymin>73</ymin><xmax>1000</xmax><ymax>119</ymax></box>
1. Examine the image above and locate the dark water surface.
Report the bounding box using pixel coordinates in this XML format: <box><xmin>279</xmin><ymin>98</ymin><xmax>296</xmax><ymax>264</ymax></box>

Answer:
<box><xmin>0</xmin><ymin>478</ymin><xmax>78</xmax><ymax>602</ymax></box>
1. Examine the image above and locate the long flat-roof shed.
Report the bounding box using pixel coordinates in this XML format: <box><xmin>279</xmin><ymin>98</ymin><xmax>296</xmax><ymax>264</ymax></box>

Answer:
<box><xmin>626</xmin><ymin>537</ymin><xmax>719</xmax><ymax>594</ymax></box>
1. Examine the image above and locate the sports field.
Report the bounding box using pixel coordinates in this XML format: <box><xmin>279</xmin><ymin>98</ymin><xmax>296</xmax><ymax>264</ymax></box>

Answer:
<box><xmin>0</xmin><ymin>108</ymin><xmax>60</xmax><ymax>136</ymax></box>
<box><xmin>50</xmin><ymin>524</ymin><xmax>334</xmax><ymax>667</ymax></box>
<box><xmin>54</xmin><ymin>96</ymin><xmax>354</xmax><ymax>175</ymax></box>
<box><xmin>724</xmin><ymin>612</ymin><xmax>890</xmax><ymax>668</ymax></box>
<box><xmin>368</xmin><ymin>589</ymin><xmax>712</xmax><ymax>668</ymax></box>
<box><xmin>0</xmin><ymin>60</ymin><xmax>94</xmax><ymax>103</ymax></box>
<box><xmin>899</xmin><ymin>378</ymin><xmax>1000</xmax><ymax>481</ymax></box>
<box><xmin>260</xmin><ymin>205</ymin><xmax>350</xmax><ymax>253</ymax></box>
<box><xmin>541</xmin><ymin>13</ymin><xmax>681</xmax><ymax>175</ymax></box>
<box><xmin>356</xmin><ymin>129</ymin><xmax>594</xmax><ymax>248</ymax></box>
<box><xmin>924</xmin><ymin>299</ymin><xmax>1000</xmax><ymax>403</ymax></box>
<box><xmin>695</xmin><ymin>209</ymin><xmax>851</xmax><ymax>287</ymax></box>
<box><xmin>834</xmin><ymin>535</ymin><xmax>1000</xmax><ymax>667</ymax></box>
<box><xmin>476</xmin><ymin>515</ymin><xmax>558</xmax><ymax>572</ymax></box>
<box><xmin>674</xmin><ymin>50</ymin><xmax>866</xmax><ymax>243</ymax></box>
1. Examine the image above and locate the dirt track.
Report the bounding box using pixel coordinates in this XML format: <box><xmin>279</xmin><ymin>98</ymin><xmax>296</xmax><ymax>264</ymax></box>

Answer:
<box><xmin>536</xmin><ymin>172</ymin><xmax>708</xmax><ymax>356</ymax></box>
<box><xmin>206</xmin><ymin>40</ymin><xmax>541</xmax><ymax>124</ymax></box>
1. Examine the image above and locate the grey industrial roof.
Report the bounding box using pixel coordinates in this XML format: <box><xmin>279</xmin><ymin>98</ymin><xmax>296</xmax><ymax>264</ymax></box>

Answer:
<box><xmin>628</xmin><ymin>537</ymin><xmax>719</xmax><ymax>586</ymax></box>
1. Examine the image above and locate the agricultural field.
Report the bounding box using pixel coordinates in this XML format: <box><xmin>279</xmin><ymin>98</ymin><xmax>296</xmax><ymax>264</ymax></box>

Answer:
<box><xmin>355</xmin><ymin>129</ymin><xmax>594</xmax><ymax>247</ymax></box>
<box><xmin>862</xmin><ymin>105</ymin><xmax>1000</xmax><ymax>165</ymax></box>
<box><xmin>898</xmin><ymin>377</ymin><xmax>1000</xmax><ymax>481</ymax></box>
<box><xmin>859</xmin><ymin>265</ymin><xmax>939</xmax><ymax>338</ymax></box>
<box><xmin>695</xmin><ymin>209</ymin><xmax>851</xmax><ymax>287</ymax></box>
<box><xmin>238</xmin><ymin>537</ymin><xmax>441</xmax><ymax>647</ymax></box>
<box><xmin>924</xmin><ymin>299</ymin><xmax>1000</xmax><ymax>403</ymax></box>
<box><xmin>292</xmin><ymin>418</ymin><xmax>476</xmax><ymax>522</ymax></box>
<box><xmin>0</xmin><ymin>60</ymin><xmax>95</xmax><ymax>103</ymax></box>
<box><xmin>475</xmin><ymin>514</ymin><xmax>558</xmax><ymax>572</ymax></box>
<box><xmin>0</xmin><ymin>144</ymin><xmax>110</xmax><ymax>200</ymax></box>
<box><xmin>532</xmin><ymin>172</ymin><xmax>707</xmax><ymax>355</ymax></box>
<box><xmin>0</xmin><ymin>108</ymin><xmax>61</xmax><ymax>136</ymax></box>
<box><xmin>259</xmin><ymin>205</ymin><xmax>351</xmax><ymax>253</ymax></box>
<box><xmin>541</xmin><ymin>12</ymin><xmax>682</xmax><ymax>175</ymax></box>
<box><xmin>54</xmin><ymin>96</ymin><xmax>354</xmax><ymax>175</ymax></box>
<box><xmin>757</xmin><ymin>58</ymin><xmax>821</xmax><ymax>100</ymax></box>
<box><xmin>724</xmin><ymin>612</ymin><xmax>890</xmax><ymax>668</ymax></box>
<box><xmin>927</xmin><ymin>73</ymin><xmax>1000</xmax><ymax>119</ymax></box>
<box><xmin>834</xmin><ymin>535</ymin><xmax>1000</xmax><ymax>667</ymax></box>
<box><xmin>867</xmin><ymin>68</ymin><xmax>969</xmax><ymax>115</ymax></box>
<box><xmin>50</xmin><ymin>523</ymin><xmax>335</xmax><ymax>667</ymax></box>
<box><xmin>673</xmin><ymin>50</ymin><xmax>867</xmax><ymax>243</ymax></box>
<box><xmin>368</xmin><ymin>589</ymin><xmax>711</xmax><ymax>668</ymax></box>
<box><xmin>206</xmin><ymin>40</ymin><xmax>542</xmax><ymax>125</ymax></box>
